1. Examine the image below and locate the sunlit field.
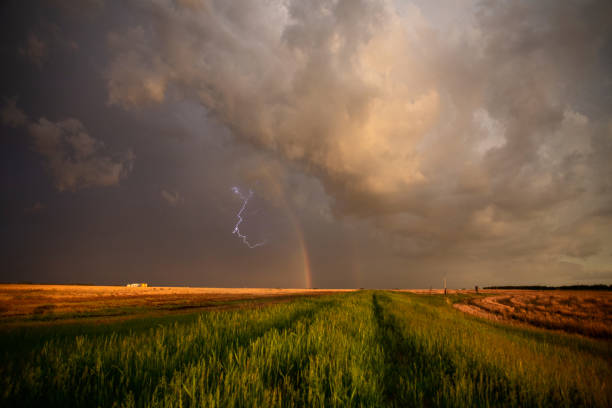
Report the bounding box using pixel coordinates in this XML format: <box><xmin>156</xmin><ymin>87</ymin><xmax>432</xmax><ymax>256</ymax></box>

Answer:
<box><xmin>454</xmin><ymin>290</ymin><xmax>612</xmax><ymax>338</ymax></box>
<box><xmin>0</xmin><ymin>285</ymin><xmax>350</xmax><ymax>321</ymax></box>
<box><xmin>1</xmin><ymin>289</ymin><xmax>610</xmax><ymax>407</ymax></box>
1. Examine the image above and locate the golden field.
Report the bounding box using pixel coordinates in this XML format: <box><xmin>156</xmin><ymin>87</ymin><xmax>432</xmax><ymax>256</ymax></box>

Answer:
<box><xmin>454</xmin><ymin>289</ymin><xmax>612</xmax><ymax>338</ymax></box>
<box><xmin>0</xmin><ymin>284</ymin><xmax>352</xmax><ymax>322</ymax></box>
<box><xmin>3</xmin><ymin>285</ymin><xmax>610</xmax><ymax>339</ymax></box>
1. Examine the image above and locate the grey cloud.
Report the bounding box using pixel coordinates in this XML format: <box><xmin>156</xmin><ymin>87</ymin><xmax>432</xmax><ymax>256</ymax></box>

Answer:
<box><xmin>576</xmin><ymin>269</ymin><xmax>612</xmax><ymax>282</ymax></box>
<box><xmin>17</xmin><ymin>19</ymin><xmax>81</xmax><ymax>70</ymax></box>
<box><xmin>565</xmin><ymin>239</ymin><xmax>602</xmax><ymax>260</ymax></box>
<box><xmin>27</xmin><ymin>117</ymin><xmax>134</xmax><ymax>191</ymax></box>
<box><xmin>24</xmin><ymin>202</ymin><xmax>45</xmax><ymax>214</ymax></box>
<box><xmin>50</xmin><ymin>0</ymin><xmax>105</xmax><ymax>16</ymax></box>
<box><xmin>101</xmin><ymin>0</ymin><xmax>612</xmax><ymax>282</ymax></box>
<box><xmin>1</xmin><ymin>99</ymin><xmax>27</xmax><ymax>128</ymax></box>
<box><xmin>161</xmin><ymin>189</ymin><xmax>184</xmax><ymax>206</ymax></box>
<box><xmin>19</xmin><ymin>32</ymin><xmax>48</xmax><ymax>68</ymax></box>
<box><xmin>2</xmin><ymin>101</ymin><xmax>133</xmax><ymax>191</ymax></box>
<box><xmin>106</xmin><ymin>0</ymin><xmax>434</xmax><ymax>199</ymax></box>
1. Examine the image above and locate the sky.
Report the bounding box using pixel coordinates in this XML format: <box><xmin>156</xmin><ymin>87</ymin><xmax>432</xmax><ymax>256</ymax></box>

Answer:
<box><xmin>1</xmin><ymin>0</ymin><xmax>611</xmax><ymax>288</ymax></box>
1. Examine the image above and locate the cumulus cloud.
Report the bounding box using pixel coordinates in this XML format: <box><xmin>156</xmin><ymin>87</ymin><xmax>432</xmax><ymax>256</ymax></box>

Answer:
<box><xmin>161</xmin><ymin>189</ymin><xmax>184</xmax><ymax>206</ymax></box>
<box><xmin>28</xmin><ymin>118</ymin><xmax>134</xmax><ymax>191</ymax></box>
<box><xmin>105</xmin><ymin>0</ymin><xmax>438</xmax><ymax>199</ymax></box>
<box><xmin>2</xmin><ymin>101</ymin><xmax>133</xmax><ymax>191</ymax></box>
<box><xmin>103</xmin><ymin>0</ymin><xmax>612</xmax><ymax>277</ymax></box>
<box><xmin>19</xmin><ymin>32</ymin><xmax>48</xmax><ymax>68</ymax></box>
<box><xmin>17</xmin><ymin>15</ymin><xmax>85</xmax><ymax>69</ymax></box>
<box><xmin>1</xmin><ymin>98</ymin><xmax>27</xmax><ymax>128</ymax></box>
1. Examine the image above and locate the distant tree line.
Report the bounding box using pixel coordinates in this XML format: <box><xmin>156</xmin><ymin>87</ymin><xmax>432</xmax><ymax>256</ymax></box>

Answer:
<box><xmin>484</xmin><ymin>284</ymin><xmax>612</xmax><ymax>291</ymax></box>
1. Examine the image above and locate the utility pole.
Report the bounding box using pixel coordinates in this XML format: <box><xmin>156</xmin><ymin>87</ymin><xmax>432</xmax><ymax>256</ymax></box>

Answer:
<box><xmin>444</xmin><ymin>277</ymin><xmax>447</xmax><ymax>296</ymax></box>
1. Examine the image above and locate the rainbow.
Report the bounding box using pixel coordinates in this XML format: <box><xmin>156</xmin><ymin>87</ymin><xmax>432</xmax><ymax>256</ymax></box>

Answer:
<box><xmin>286</xmin><ymin>209</ymin><xmax>312</xmax><ymax>288</ymax></box>
<box><xmin>260</xmin><ymin>174</ymin><xmax>313</xmax><ymax>288</ymax></box>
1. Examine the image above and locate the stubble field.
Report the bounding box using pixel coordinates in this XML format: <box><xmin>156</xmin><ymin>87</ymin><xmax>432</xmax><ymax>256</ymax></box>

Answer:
<box><xmin>0</xmin><ymin>286</ymin><xmax>610</xmax><ymax>407</ymax></box>
<box><xmin>453</xmin><ymin>289</ymin><xmax>612</xmax><ymax>338</ymax></box>
<box><xmin>0</xmin><ymin>284</ymin><xmax>350</xmax><ymax>323</ymax></box>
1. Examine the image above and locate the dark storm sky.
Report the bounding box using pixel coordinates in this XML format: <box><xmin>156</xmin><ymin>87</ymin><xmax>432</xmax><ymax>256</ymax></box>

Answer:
<box><xmin>1</xmin><ymin>0</ymin><xmax>611</xmax><ymax>288</ymax></box>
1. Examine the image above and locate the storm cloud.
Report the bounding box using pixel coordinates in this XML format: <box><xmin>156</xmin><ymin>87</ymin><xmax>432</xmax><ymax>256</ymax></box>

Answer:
<box><xmin>1</xmin><ymin>0</ymin><xmax>611</xmax><ymax>287</ymax></box>
<box><xmin>2</xmin><ymin>101</ymin><xmax>133</xmax><ymax>191</ymax></box>
<box><xmin>105</xmin><ymin>1</ymin><xmax>612</xmax><ymax>273</ymax></box>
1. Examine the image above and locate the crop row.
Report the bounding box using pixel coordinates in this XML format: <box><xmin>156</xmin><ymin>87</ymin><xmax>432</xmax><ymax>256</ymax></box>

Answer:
<box><xmin>1</xmin><ymin>291</ymin><xmax>610</xmax><ymax>407</ymax></box>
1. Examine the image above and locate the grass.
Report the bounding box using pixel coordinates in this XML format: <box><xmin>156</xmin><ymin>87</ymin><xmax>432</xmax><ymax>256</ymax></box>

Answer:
<box><xmin>1</xmin><ymin>291</ymin><xmax>610</xmax><ymax>407</ymax></box>
<box><xmin>374</xmin><ymin>292</ymin><xmax>610</xmax><ymax>407</ymax></box>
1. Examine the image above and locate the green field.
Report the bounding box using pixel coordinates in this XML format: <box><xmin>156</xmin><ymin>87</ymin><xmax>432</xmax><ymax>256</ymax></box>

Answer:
<box><xmin>1</xmin><ymin>291</ymin><xmax>610</xmax><ymax>407</ymax></box>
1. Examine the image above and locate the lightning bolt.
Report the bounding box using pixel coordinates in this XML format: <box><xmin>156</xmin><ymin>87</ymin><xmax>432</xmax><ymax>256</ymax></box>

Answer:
<box><xmin>231</xmin><ymin>186</ymin><xmax>266</xmax><ymax>248</ymax></box>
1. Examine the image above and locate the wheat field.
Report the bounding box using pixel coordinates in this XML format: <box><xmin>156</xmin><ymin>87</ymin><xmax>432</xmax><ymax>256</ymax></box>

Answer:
<box><xmin>1</xmin><ymin>289</ymin><xmax>610</xmax><ymax>407</ymax></box>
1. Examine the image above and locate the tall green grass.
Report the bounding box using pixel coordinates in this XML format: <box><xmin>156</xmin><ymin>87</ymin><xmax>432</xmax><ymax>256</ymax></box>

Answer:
<box><xmin>1</xmin><ymin>291</ymin><xmax>609</xmax><ymax>407</ymax></box>
<box><xmin>1</xmin><ymin>293</ymin><xmax>384</xmax><ymax>407</ymax></box>
<box><xmin>373</xmin><ymin>292</ymin><xmax>611</xmax><ymax>407</ymax></box>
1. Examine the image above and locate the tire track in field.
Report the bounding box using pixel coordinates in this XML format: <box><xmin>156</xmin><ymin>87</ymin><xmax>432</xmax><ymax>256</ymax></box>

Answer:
<box><xmin>372</xmin><ymin>292</ymin><xmax>553</xmax><ymax>408</ymax></box>
<box><xmin>163</xmin><ymin>293</ymin><xmax>377</xmax><ymax>407</ymax></box>
<box><xmin>200</xmin><ymin>298</ymin><xmax>338</xmax><ymax>362</ymax></box>
<box><xmin>148</xmin><ymin>298</ymin><xmax>341</xmax><ymax>406</ymax></box>
<box><xmin>373</xmin><ymin>292</ymin><xmax>500</xmax><ymax>407</ymax></box>
<box><xmin>372</xmin><ymin>292</ymin><xmax>424</xmax><ymax>407</ymax></box>
<box><xmin>140</xmin><ymin>299</ymin><xmax>339</xmax><ymax>399</ymax></box>
<box><xmin>2</xmin><ymin>299</ymin><xmax>338</xmax><ymax>408</ymax></box>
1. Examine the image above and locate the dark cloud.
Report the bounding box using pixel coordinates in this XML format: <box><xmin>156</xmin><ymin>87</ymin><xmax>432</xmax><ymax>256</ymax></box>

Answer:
<box><xmin>27</xmin><ymin>117</ymin><xmax>134</xmax><ymax>191</ymax></box>
<box><xmin>0</xmin><ymin>0</ymin><xmax>610</xmax><ymax>287</ymax></box>
<box><xmin>24</xmin><ymin>201</ymin><xmax>45</xmax><ymax>214</ymax></box>
<box><xmin>19</xmin><ymin>32</ymin><xmax>48</xmax><ymax>68</ymax></box>
<box><xmin>2</xmin><ymin>101</ymin><xmax>133</xmax><ymax>191</ymax></box>
<box><xmin>161</xmin><ymin>189</ymin><xmax>184</xmax><ymax>207</ymax></box>
<box><xmin>1</xmin><ymin>98</ymin><xmax>27</xmax><ymax>127</ymax></box>
<box><xmin>105</xmin><ymin>0</ymin><xmax>610</xmax><ymax>251</ymax></box>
